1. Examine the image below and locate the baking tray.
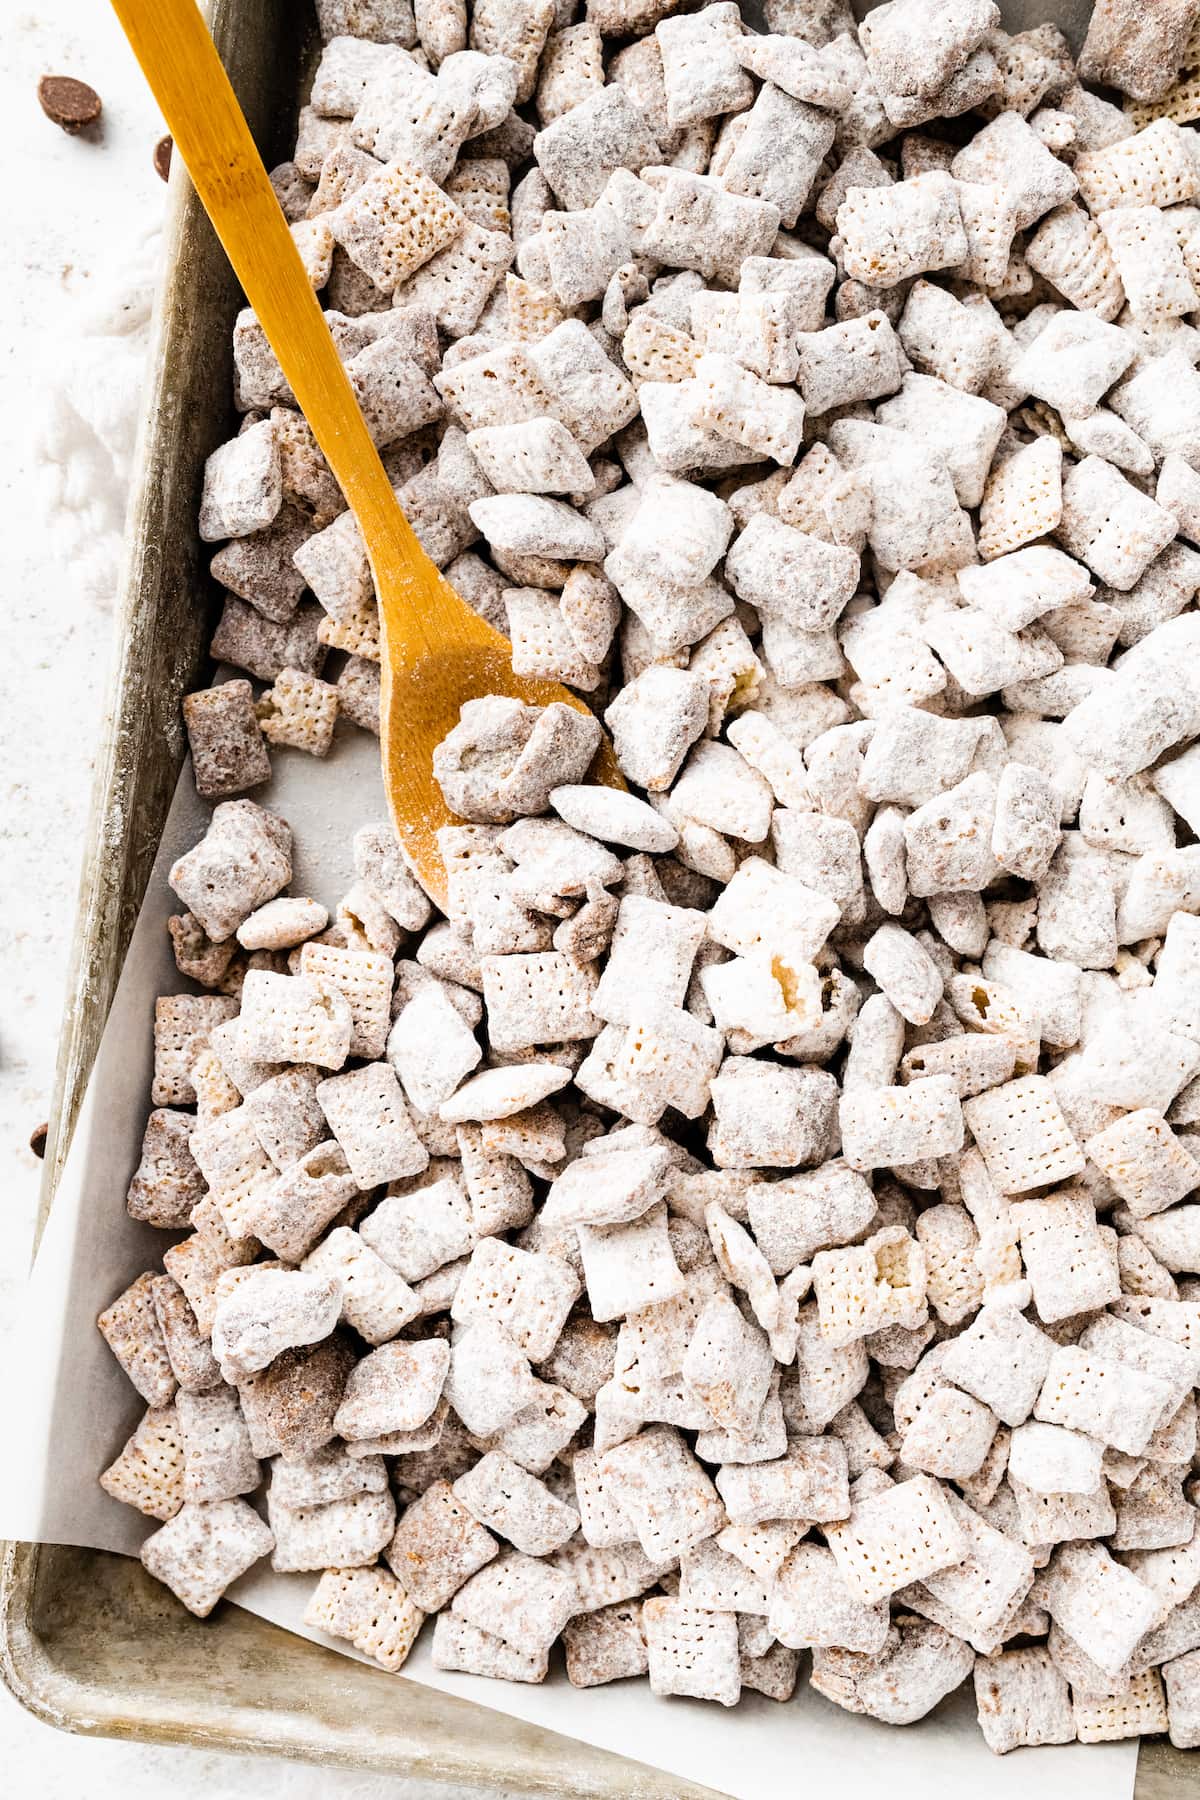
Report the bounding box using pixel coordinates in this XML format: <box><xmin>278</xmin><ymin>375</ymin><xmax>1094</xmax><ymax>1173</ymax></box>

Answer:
<box><xmin>0</xmin><ymin>0</ymin><xmax>1193</xmax><ymax>1790</ymax></box>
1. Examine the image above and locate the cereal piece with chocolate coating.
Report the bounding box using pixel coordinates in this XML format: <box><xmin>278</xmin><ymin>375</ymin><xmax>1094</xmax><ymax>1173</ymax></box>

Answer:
<box><xmin>563</xmin><ymin>1600</ymin><xmax>648</xmax><ymax>1687</ymax></box>
<box><xmin>199</xmin><ymin>420</ymin><xmax>283</xmax><ymax>541</ymax></box>
<box><xmin>974</xmin><ymin>1646</ymin><xmax>1076</xmax><ymax>1753</ymax></box>
<box><xmin>238</xmin><ymin>1334</ymin><xmax>356</xmax><ymax>1463</ymax></box>
<box><xmin>169</xmin><ymin>802</ymin><xmax>292</xmax><ymax>944</ymax></box>
<box><xmin>1079</xmin><ymin>1</ymin><xmax>1200</xmax><ymax>105</ymax></box>
<box><xmin>953</xmin><ymin>110</ymin><xmax>1077</xmax><ymax>230</ymax></box>
<box><xmin>211</xmin><ymin>1267</ymin><xmax>343</xmax><ymax>1382</ymax></box>
<box><xmin>126</xmin><ymin>1109</ymin><xmax>205</xmax><ymax>1229</ymax></box>
<box><xmin>141</xmin><ymin>1498</ymin><xmax>274</xmax><ymax>1618</ymax></box>
<box><xmin>183</xmin><ymin>681</ymin><xmax>272</xmax><ymax>799</ymax></box>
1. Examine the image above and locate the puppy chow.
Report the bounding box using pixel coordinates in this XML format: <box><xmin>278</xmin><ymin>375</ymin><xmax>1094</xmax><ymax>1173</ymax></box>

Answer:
<box><xmin>99</xmin><ymin>0</ymin><xmax>1200</xmax><ymax>1749</ymax></box>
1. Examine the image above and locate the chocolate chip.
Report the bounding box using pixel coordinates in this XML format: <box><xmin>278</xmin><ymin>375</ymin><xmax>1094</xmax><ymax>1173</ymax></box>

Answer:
<box><xmin>29</xmin><ymin>1122</ymin><xmax>48</xmax><ymax>1159</ymax></box>
<box><xmin>154</xmin><ymin>134</ymin><xmax>173</xmax><ymax>182</ymax></box>
<box><xmin>37</xmin><ymin>74</ymin><xmax>103</xmax><ymax>135</ymax></box>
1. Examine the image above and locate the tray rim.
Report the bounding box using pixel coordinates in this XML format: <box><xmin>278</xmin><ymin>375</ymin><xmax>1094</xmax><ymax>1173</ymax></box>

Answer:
<box><xmin>0</xmin><ymin>1541</ymin><xmax>715</xmax><ymax>1795</ymax></box>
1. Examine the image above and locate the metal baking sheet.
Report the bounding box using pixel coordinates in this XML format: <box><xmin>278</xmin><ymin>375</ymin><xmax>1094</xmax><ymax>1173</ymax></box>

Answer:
<box><xmin>0</xmin><ymin>1</ymin><xmax>1188</xmax><ymax>1792</ymax></box>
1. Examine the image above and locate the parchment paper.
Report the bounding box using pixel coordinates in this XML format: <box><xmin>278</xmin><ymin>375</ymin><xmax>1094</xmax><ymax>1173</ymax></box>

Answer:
<box><xmin>0</xmin><ymin>723</ymin><xmax>1139</xmax><ymax>1800</ymax></box>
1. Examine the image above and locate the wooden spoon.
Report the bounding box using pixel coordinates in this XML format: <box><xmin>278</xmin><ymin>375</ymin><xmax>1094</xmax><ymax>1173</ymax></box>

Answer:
<box><xmin>111</xmin><ymin>0</ymin><xmax>620</xmax><ymax>909</ymax></box>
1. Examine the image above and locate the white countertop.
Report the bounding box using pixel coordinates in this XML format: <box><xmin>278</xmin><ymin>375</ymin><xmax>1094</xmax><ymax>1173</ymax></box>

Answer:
<box><xmin>0</xmin><ymin>4</ymin><xmax>488</xmax><ymax>1793</ymax></box>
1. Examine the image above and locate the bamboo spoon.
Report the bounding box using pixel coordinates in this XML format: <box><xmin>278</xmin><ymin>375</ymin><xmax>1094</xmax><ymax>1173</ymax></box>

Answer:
<box><xmin>111</xmin><ymin>0</ymin><xmax>621</xmax><ymax>909</ymax></box>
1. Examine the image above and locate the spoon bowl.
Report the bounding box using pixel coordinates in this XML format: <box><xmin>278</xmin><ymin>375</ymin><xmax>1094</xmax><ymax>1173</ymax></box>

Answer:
<box><xmin>380</xmin><ymin>609</ymin><xmax>623</xmax><ymax>890</ymax></box>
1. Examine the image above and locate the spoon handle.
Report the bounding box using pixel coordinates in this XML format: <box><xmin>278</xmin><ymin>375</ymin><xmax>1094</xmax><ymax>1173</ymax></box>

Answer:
<box><xmin>110</xmin><ymin>0</ymin><xmax>430</xmax><ymax>625</ymax></box>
